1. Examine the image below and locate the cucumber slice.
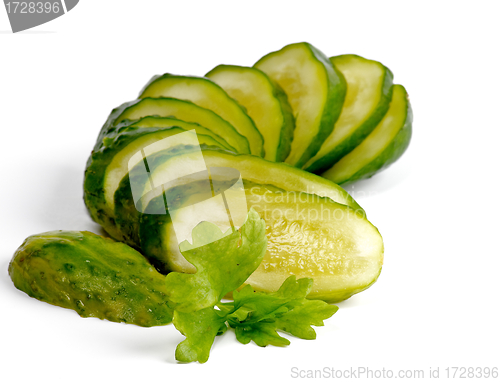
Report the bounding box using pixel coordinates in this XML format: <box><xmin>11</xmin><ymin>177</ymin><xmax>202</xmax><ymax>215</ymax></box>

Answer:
<box><xmin>84</xmin><ymin>127</ymin><xmax>226</xmax><ymax>242</ymax></box>
<box><xmin>139</xmin><ymin>74</ymin><xmax>264</xmax><ymax>157</ymax></box>
<box><xmin>254</xmin><ymin>42</ymin><xmax>346</xmax><ymax>167</ymax></box>
<box><xmin>95</xmin><ymin>98</ymin><xmax>251</xmax><ymax>155</ymax></box>
<box><xmin>125</xmin><ymin>116</ymin><xmax>235</xmax><ymax>152</ymax></box>
<box><xmin>321</xmin><ymin>85</ymin><xmax>412</xmax><ymax>184</ymax></box>
<box><xmin>304</xmin><ymin>55</ymin><xmax>394</xmax><ymax>173</ymax></box>
<box><xmin>206</xmin><ymin>65</ymin><xmax>295</xmax><ymax>162</ymax></box>
<box><xmin>140</xmin><ymin>181</ymin><xmax>383</xmax><ymax>303</ymax></box>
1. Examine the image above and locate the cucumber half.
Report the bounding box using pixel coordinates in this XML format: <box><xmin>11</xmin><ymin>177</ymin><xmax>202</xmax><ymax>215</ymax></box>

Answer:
<box><xmin>140</xmin><ymin>181</ymin><xmax>383</xmax><ymax>303</ymax></box>
<box><xmin>139</xmin><ymin>74</ymin><xmax>264</xmax><ymax>157</ymax></box>
<box><xmin>321</xmin><ymin>85</ymin><xmax>412</xmax><ymax>184</ymax></box>
<box><xmin>96</xmin><ymin>98</ymin><xmax>251</xmax><ymax>155</ymax></box>
<box><xmin>206</xmin><ymin>65</ymin><xmax>295</xmax><ymax>162</ymax></box>
<box><xmin>304</xmin><ymin>55</ymin><xmax>394</xmax><ymax>173</ymax></box>
<box><xmin>254</xmin><ymin>42</ymin><xmax>346</xmax><ymax>168</ymax></box>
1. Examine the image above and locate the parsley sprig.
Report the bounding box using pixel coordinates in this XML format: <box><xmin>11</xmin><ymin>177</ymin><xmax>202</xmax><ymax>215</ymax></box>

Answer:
<box><xmin>165</xmin><ymin>208</ymin><xmax>338</xmax><ymax>363</ymax></box>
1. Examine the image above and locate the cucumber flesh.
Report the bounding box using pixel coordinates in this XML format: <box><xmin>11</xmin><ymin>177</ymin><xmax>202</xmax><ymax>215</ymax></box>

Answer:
<box><xmin>304</xmin><ymin>55</ymin><xmax>393</xmax><ymax>172</ymax></box>
<box><xmin>111</xmin><ymin>98</ymin><xmax>250</xmax><ymax>155</ymax></box>
<box><xmin>142</xmin><ymin>181</ymin><xmax>383</xmax><ymax>303</ymax></box>
<box><xmin>206</xmin><ymin>65</ymin><xmax>295</xmax><ymax>162</ymax></box>
<box><xmin>254</xmin><ymin>42</ymin><xmax>346</xmax><ymax>167</ymax></box>
<box><xmin>321</xmin><ymin>85</ymin><xmax>412</xmax><ymax>184</ymax></box>
<box><xmin>139</xmin><ymin>74</ymin><xmax>264</xmax><ymax>156</ymax></box>
<box><xmin>127</xmin><ymin>116</ymin><xmax>236</xmax><ymax>152</ymax></box>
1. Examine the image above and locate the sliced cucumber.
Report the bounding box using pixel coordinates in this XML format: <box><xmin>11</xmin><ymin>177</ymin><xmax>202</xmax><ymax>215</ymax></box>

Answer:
<box><xmin>304</xmin><ymin>55</ymin><xmax>394</xmax><ymax>173</ymax></box>
<box><xmin>95</xmin><ymin>98</ymin><xmax>250</xmax><ymax>155</ymax></box>
<box><xmin>84</xmin><ymin>128</ymin><xmax>226</xmax><ymax>242</ymax></box>
<box><xmin>139</xmin><ymin>74</ymin><xmax>264</xmax><ymax>157</ymax></box>
<box><xmin>321</xmin><ymin>85</ymin><xmax>412</xmax><ymax>184</ymax></box>
<box><xmin>206</xmin><ymin>65</ymin><xmax>295</xmax><ymax>162</ymax></box>
<box><xmin>254</xmin><ymin>42</ymin><xmax>346</xmax><ymax>168</ymax></box>
<box><xmin>141</xmin><ymin>181</ymin><xmax>383</xmax><ymax>303</ymax></box>
<box><xmin>126</xmin><ymin>116</ymin><xmax>235</xmax><ymax>152</ymax></box>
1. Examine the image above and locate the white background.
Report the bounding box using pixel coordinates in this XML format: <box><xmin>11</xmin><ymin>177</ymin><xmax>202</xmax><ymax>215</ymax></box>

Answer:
<box><xmin>1</xmin><ymin>1</ymin><xmax>499</xmax><ymax>380</ymax></box>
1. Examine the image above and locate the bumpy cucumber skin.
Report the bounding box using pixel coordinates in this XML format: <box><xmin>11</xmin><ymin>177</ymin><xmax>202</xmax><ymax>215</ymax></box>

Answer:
<box><xmin>205</xmin><ymin>65</ymin><xmax>296</xmax><ymax>163</ymax></box>
<box><xmin>8</xmin><ymin>231</ymin><xmax>172</xmax><ymax>327</ymax></box>
<box><xmin>330</xmin><ymin>87</ymin><xmax>413</xmax><ymax>185</ymax></box>
<box><xmin>139</xmin><ymin>74</ymin><xmax>265</xmax><ymax>157</ymax></box>
<box><xmin>306</xmin><ymin>55</ymin><xmax>394</xmax><ymax>174</ymax></box>
<box><xmin>254</xmin><ymin>42</ymin><xmax>347</xmax><ymax>168</ymax></box>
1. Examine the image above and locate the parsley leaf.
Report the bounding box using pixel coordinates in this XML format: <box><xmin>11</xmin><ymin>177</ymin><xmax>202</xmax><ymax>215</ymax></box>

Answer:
<box><xmin>173</xmin><ymin>307</ymin><xmax>226</xmax><ymax>363</ymax></box>
<box><xmin>165</xmin><ymin>208</ymin><xmax>267</xmax><ymax>313</ymax></box>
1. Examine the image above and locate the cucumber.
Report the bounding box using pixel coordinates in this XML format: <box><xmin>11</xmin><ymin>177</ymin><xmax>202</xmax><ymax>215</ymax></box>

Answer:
<box><xmin>139</xmin><ymin>74</ymin><xmax>264</xmax><ymax>157</ymax></box>
<box><xmin>321</xmin><ymin>85</ymin><xmax>412</xmax><ymax>184</ymax></box>
<box><xmin>9</xmin><ymin>230</ymin><xmax>172</xmax><ymax>327</ymax></box>
<box><xmin>110</xmin><ymin>147</ymin><xmax>363</xmax><ymax>253</ymax></box>
<box><xmin>94</xmin><ymin>98</ymin><xmax>251</xmax><ymax>155</ymax></box>
<box><xmin>254</xmin><ymin>42</ymin><xmax>346</xmax><ymax>168</ymax></box>
<box><xmin>126</xmin><ymin>116</ymin><xmax>236</xmax><ymax>152</ymax></box>
<box><xmin>304</xmin><ymin>55</ymin><xmax>394</xmax><ymax>173</ymax></box>
<box><xmin>84</xmin><ymin>126</ymin><xmax>226</xmax><ymax>242</ymax></box>
<box><xmin>140</xmin><ymin>181</ymin><xmax>383</xmax><ymax>303</ymax></box>
<box><xmin>206</xmin><ymin>65</ymin><xmax>295</xmax><ymax>162</ymax></box>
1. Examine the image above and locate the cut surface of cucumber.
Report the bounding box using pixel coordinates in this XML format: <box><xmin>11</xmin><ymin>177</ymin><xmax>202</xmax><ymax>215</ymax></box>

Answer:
<box><xmin>97</xmin><ymin>98</ymin><xmax>250</xmax><ymax>155</ymax></box>
<box><xmin>321</xmin><ymin>85</ymin><xmax>412</xmax><ymax>184</ymax></box>
<box><xmin>305</xmin><ymin>55</ymin><xmax>394</xmax><ymax>173</ymax></box>
<box><xmin>139</xmin><ymin>74</ymin><xmax>264</xmax><ymax>156</ymax></box>
<box><xmin>206</xmin><ymin>65</ymin><xmax>294</xmax><ymax>162</ymax></box>
<box><xmin>141</xmin><ymin>181</ymin><xmax>383</xmax><ymax>303</ymax></box>
<box><xmin>254</xmin><ymin>42</ymin><xmax>346</xmax><ymax>168</ymax></box>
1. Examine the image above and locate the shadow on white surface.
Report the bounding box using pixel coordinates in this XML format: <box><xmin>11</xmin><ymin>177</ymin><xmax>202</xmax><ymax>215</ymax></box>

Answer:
<box><xmin>341</xmin><ymin>161</ymin><xmax>412</xmax><ymax>201</ymax></box>
<box><xmin>35</xmin><ymin>164</ymin><xmax>103</xmax><ymax>233</ymax></box>
<box><xmin>0</xmin><ymin>258</ymin><xmax>15</xmax><ymax>293</ymax></box>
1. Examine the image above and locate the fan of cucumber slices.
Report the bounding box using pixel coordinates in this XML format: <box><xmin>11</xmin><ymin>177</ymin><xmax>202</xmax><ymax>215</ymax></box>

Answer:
<box><xmin>84</xmin><ymin>41</ymin><xmax>411</xmax><ymax>304</ymax></box>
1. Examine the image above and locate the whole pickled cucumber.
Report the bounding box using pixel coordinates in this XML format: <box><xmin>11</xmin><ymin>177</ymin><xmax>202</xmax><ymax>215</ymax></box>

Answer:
<box><xmin>8</xmin><ymin>230</ymin><xmax>172</xmax><ymax>327</ymax></box>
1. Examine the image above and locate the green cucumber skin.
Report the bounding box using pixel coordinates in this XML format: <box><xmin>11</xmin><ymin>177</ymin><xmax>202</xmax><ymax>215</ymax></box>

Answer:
<box><xmin>332</xmin><ymin>89</ymin><xmax>413</xmax><ymax>185</ymax></box>
<box><xmin>8</xmin><ymin>231</ymin><xmax>172</xmax><ymax>327</ymax></box>
<box><xmin>205</xmin><ymin>65</ymin><xmax>296</xmax><ymax>162</ymax></box>
<box><xmin>139</xmin><ymin>74</ymin><xmax>265</xmax><ymax>157</ymax></box>
<box><xmin>306</xmin><ymin>55</ymin><xmax>394</xmax><ymax>174</ymax></box>
<box><xmin>254</xmin><ymin>42</ymin><xmax>347</xmax><ymax>168</ymax></box>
